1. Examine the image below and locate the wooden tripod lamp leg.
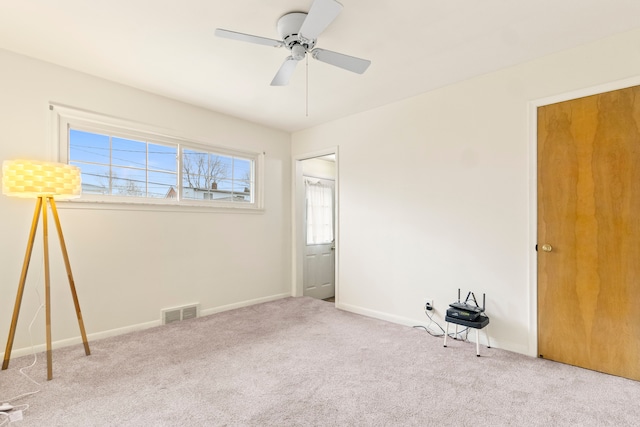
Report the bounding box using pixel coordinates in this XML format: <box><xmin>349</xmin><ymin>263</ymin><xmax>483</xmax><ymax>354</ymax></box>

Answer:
<box><xmin>49</xmin><ymin>198</ymin><xmax>90</xmax><ymax>356</ymax></box>
<box><xmin>2</xmin><ymin>197</ymin><xmax>43</xmax><ymax>371</ymax></box>
<box><xmin>3</xmin><ymin>196</ymin><xmax>89</xmax><ymax>380</ymax></box>
<box><xmin>42</xmin><ymin>197</ymin><xmax>54</xmax><ymax>380</ymax></box>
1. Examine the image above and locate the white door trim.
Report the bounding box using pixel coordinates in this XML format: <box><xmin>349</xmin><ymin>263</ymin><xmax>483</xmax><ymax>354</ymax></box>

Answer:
<box><xmin>292</xmin><ymin>147</ymin><xmax>339</xmax><ymax>302</ymax></box>
<box><xmin>527</xmin><ymin>75</ymin><xmax>640</xmax><ymax>358</ymax></box>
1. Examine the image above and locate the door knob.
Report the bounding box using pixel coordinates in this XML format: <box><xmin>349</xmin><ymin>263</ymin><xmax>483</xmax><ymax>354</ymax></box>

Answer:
<box><xmin>541</xmin><ymin>244</ymin><xmax>553</xmax><ymax>252</ymax></box>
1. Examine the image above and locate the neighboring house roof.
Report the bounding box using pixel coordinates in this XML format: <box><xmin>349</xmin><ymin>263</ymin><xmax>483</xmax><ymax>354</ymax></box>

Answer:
<box><xmin>165</xmin><ymin>187</ymin><xmax>177</xmax><ymax>199</ymax></box>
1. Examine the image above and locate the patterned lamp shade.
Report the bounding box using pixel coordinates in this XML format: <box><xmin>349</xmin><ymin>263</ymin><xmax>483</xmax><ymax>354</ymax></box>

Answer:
<box><xmin>2</xmin><ymin>159</ymin><xmax>82</xmax><ymax>199</ymax></box>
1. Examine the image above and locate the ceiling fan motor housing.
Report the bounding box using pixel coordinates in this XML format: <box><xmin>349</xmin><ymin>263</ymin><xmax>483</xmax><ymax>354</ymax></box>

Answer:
<box><xmin>277</xmin><ymin>12</ymin><xmax>316</xmax><ymax>57</ymax></box>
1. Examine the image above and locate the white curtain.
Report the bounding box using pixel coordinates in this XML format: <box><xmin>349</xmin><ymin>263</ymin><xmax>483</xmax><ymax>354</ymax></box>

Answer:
<box><xmin>305</xmin><ymin>178</ymin><xmax>334</xmax><ymax>245</ymax></box>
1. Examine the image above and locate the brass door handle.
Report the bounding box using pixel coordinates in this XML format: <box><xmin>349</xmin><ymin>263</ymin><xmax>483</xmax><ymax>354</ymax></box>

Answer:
<box><xmin>541</xmin><ymin>244</ymin><xmax>553</xmax><ymax>252</ymax></box>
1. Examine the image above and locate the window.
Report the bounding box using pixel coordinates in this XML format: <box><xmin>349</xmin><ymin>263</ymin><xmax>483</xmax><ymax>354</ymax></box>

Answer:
<box><xmin>52</xmin><ymin>105</ymin><xmax>263</xmax><ymax>210</ymax></box>
<box><xmin>70</xmin><ymin>129</ymin><xmax>178</xmax><ymax>198</ymax></box>
<box><xmin>305</xmin><ymin>178</ymin><xmax>334</xmax><ymax>244</ymax></box>
<box><xmin>182</xmin><ymin>149</ymin><xmax>253</xmax><ymax>203</ymax></box>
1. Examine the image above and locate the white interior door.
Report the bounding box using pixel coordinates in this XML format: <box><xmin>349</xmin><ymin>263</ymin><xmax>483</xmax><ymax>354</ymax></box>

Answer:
<box><xmin>303</xmin><ymin>177</ymin><xmax>335</xmax><ymax>299</ymax></box>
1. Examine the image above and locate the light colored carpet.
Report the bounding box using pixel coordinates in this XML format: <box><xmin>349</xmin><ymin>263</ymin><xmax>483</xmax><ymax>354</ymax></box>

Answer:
<box><xmin>1</xmin><ymin>296</ymin><xmax>639</xmax><ymax>426</ymax></box>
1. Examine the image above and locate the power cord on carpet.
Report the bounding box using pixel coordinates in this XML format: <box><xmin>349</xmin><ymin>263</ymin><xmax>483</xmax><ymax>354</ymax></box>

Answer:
<box><xmin>0</xmin><ymin>302</ymin><xmax>41</xmax><ymax>425</ymax></box>
<box><xmin>0</xmin><ymin>256</ymin><xmax>45</xmax><ymax>424</ymax></box>
<box><xmin>413</xmin><ymin>302</ymin><xmax>469</xmax><ymax>341</ymax></box>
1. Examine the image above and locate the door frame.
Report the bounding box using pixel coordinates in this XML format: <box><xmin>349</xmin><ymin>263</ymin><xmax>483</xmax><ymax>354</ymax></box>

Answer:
<box><xmin>292</xmin><ymin>147</ymin><xmax>339</xmax><ymax>302</ymax></box>
<box><xmin>527</xmin><ymin>75</ymin><xmax>640</xmax><ymax>358</ymax></box>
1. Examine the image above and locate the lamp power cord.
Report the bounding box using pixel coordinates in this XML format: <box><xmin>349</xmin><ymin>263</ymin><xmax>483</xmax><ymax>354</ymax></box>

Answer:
<box><xmin>0</xmin><ymin>253</ymin><xmax>45</xmax><ymax>425</ymax></box>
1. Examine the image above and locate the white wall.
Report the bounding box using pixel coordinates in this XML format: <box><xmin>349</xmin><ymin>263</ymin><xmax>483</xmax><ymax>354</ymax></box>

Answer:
<box><xmin>292</xmin><ymin>28</ymin><xmax>640</xmax><ymax>355</ymax></box>
<box><xmin>0</xmin><ymin>49</ymin><xmax>291</xmax><ymax>356</ymax></box>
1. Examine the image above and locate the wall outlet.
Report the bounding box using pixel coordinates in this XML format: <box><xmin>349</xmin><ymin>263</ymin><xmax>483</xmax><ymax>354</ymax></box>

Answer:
<box><xmin>424</xmin><ymin>298</ymin><xmax>434</xmax><ymax>311</ymax></box>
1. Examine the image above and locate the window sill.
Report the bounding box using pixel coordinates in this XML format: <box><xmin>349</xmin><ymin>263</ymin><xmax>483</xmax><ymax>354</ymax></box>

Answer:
<box><xmin>56</xmin><ymin>199</ymin><xmax>265</xmax><ymax>214</ymax></box>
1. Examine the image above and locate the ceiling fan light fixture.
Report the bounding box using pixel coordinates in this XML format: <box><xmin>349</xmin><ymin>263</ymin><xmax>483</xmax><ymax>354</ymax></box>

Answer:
<box><xmin>291</xmin><ymin>44</ymin><xmax>306</xmax><ymax>61</ymax></box>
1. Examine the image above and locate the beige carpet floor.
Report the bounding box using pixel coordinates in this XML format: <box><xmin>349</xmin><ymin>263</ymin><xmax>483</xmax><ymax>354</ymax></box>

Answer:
<box><xmin>1</xmin><ymin>296</ymin><xmax>639</xmax><ymax>426</ymax></box>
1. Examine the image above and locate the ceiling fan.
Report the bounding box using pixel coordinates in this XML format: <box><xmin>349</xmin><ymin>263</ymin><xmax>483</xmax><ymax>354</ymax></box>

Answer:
<box><xmin>215</xmin><ymin>0</ymin><xmax>371</xmax><ymax>86</ymax></box>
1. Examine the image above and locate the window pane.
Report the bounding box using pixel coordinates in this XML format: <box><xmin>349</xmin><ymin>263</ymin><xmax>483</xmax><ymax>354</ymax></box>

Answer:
<box><xmin>148</xmin><ymin>144</ymin><xmax>177</xmax><ymax>173</ymax></box>
<box><xmin>148</xmin><ymin>171</ymin><xmax>177</xmax><ymax>199</ymax></box>
<box><xmin>209</xmin><ymin>154</ymin><xmax>231</xmax><ymax>182</ymax></box>
<box><xmin>183</xmin><ymin>149</ymin><xmax>208</xmax><ymax>190</ymax></box>
<box><xmin>71</xmin><ymin>162</ymin><xmax>110</xmax><ymax>195</ymax></box>
<box><xmin>112</xmin><ymin>137</ymin><xmax>146</xmax><ymax>168</ymax></box>
<box><xmin>182</xmin><ymin>172</ymin><xmax>208</xmax><ymax>193</ymax></box>
<box><xmin>233</xmin><ymin>157</ymin><xmax>252</xmax><ymax>194</ymax></box>
<box><xmin>214</xmin><ymin>155</ymin><xmax>233</xmax><ymax>191</ymax></box>
<box><xmin>182</xmin><ymin>150</ymin><xmax>234</xmax><ymax>192</ymax></box>
<box><xmin>306</xmin><ymin>181</ymin><xmax>334</xmax><ymax>244</ymax></box>
<box><xmin>182</xmin><ymin>173</ymin><xmax>205</xmax><ymax>200</ymax></box>
<box><xmin>111</xmin><ymin>166</ymin><xmax>146</xmax><ymax>197</ymax></box>
<box><xmin>70</xmin><ymin>129</ymin><xmax>110</xmax><ymax>164</ymax></box>
<box><xmin>233</xmin><ymin>182</ymin><xmax>251</xmax><ymax>193</ymax></box>
<box><xmin>234</xmin><ymin>193</ymin><xmax>251</xmax><ymax>203</ymax></box>
<box><xmin>234</xmin><ymin>157</ymin><xmax>251</xmax><ymax>178</ymax></box>
<box><xmin>218</xmin><ymin>178</ymin><xmax>232</xmax><ymax>192</ymax></box>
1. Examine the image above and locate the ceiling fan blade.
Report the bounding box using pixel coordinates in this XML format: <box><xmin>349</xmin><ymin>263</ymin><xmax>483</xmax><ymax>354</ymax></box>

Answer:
<box><xmin>311</xmin><ymin>48</ymin><xmax>371</xmax><ymax>74</ymax></box>
<box><xmin>271</xmin><ymin>57</ymin><xmax>299</xmax><ymax>86</ymax></box>
<box><xmin>299</xmin><ymin>0</ymin><xmax>343</xmax><ymax>40</ymax></box>
<box><xmin>215</xmin><ymin>28</ymin><xmax>283</xmax><ymax>48</ymax></box>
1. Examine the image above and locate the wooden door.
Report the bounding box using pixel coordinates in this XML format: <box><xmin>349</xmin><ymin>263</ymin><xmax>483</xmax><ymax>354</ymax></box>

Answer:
<box><xmin>538</xmin><ymin>85</ymin><xmax>640</xmax><ymax>381</ymax></box>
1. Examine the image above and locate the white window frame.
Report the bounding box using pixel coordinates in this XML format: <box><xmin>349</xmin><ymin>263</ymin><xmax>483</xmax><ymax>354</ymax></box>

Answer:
<box><xmin>50</xmin><ymin>104</ymin><xmax>264</xmax><ymax>212</ymax></box>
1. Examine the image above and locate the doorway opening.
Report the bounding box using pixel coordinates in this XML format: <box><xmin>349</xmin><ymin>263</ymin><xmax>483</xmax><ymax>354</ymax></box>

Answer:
<box><xmin>293</xmin><ymin>149</ymin><xmax>338</xmax><ymax>304</ymax></box>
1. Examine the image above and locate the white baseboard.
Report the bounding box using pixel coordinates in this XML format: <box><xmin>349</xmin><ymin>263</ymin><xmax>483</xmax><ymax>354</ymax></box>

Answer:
<box><xmin>0</xmin><ymin>319</ymin><xmax>162</xmax><ymax>360</ymax></box>
<box><xmin>337</xmin><ymin>302</ymin><xmax>423</xmax><ymax>328</ymax></box>
<box><xmin>199</xmin><ymin>293</ymin><xmax>291</xmax><ymax>316</ymax></box>
<box><xmin>1</xmin><ymin>292</ymin><xmax>292</xmax><ymax>360</ymax></box>
<box><xmin>337</xmin><ymin>301</ymin><xmax>506</xmax><ymax>352</ymax></box>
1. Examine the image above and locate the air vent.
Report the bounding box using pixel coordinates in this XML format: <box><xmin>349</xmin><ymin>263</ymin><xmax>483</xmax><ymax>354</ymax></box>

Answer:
<box><xmin>162</xmin><ymin>303</ymin><xmax>200</xmax><ymax>325</ymax></box>
<box><xmin>163</xmin><ymin>310</ymin><xmax>181</xmax><ymax>324</ymax></box>
<box><xmin>182</xmin><ymin>305</ymin><xmax>198</xmax><ymax>320</ymax></box>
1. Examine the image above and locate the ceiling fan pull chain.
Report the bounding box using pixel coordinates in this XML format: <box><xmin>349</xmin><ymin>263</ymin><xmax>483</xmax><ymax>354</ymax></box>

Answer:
<box><xmin>306</xmin><ymin>54</ymin><xmax>309</xmax><ymax>117</ymax></box>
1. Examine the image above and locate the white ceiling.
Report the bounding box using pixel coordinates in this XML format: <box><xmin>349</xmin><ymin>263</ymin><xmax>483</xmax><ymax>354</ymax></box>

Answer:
<box><xmin>1</xmin><ymin>0</ymin><xmax>640</xmax><ymax>133</ymax></box>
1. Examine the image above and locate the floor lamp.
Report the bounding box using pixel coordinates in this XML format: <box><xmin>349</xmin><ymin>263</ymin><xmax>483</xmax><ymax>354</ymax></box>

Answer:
<box><xmin>1</xmin><ymin>159</ymin><xmax>90</xmax><ymax>380</ymax></box>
